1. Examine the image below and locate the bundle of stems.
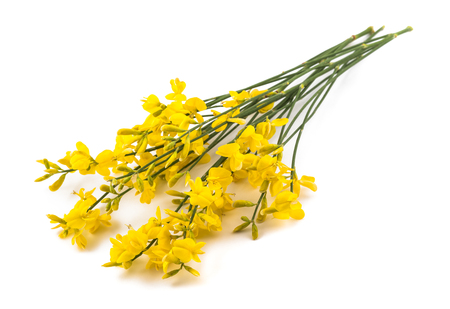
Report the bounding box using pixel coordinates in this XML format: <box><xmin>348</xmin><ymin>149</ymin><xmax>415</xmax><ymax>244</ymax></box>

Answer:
<box><xmin>37</xmin><ymin>26</ymin><xmax>412</xmax><ymax>279</ymax></box>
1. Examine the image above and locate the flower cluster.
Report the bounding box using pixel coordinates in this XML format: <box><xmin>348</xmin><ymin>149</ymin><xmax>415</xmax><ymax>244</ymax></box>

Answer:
<box><xmin>37</xmin><ymin>26</ymin><xmax>411</xmax><ymax>279</ymax></box>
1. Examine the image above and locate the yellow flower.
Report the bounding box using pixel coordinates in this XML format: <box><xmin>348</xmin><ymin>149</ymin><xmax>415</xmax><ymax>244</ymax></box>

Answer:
<box><xmin>135</xmin><ymin>176</ymin><xmax>157</xmax><ymax>204</ymax></box>
<box><xmin>256</xmin><ymin>118</ymin><xmax>289</xmax><ymax>139</ymax></box>
<box><xmin>211</xmin><ymin>190</ymin><xmax>234</xmax><ymax>211</ymax></box>
<box><xmin>293</xmin><ymin>175</ymin><xmax>317</xmax><ymax>196</ymax></box>
<box><xmin>165</xmin><ymin>78</ymin><xmax>187</xmax><ymax>101</ymax></box>
<box><xmin>190</xmin><ymin>130</ymin><xmax>208</xmax><ymax>155</ymax></box>
<box><xmin>138</xmin><ymin>206</ymin><xmax>164</xmax><ymax>239</ymax></box>
<box><xmin>171</xmin><ymin>238</ymin><xmax>205</xmax><ymax>263</ymax></box>
<box><xmin>58</xmin><ymin>151</ymin><xmax>72</xmax><ymax>169</ymax></box>
<box><xmin>68</xmin><ymin>142</ymin><xmax>117</xmax><ymax>176</ymax></box>
<box><xmin>145</xmin><ymin>226</ymin><xmax>172</xmax><ymax>271</ymax></box>
<box><xmin>216</xmin><ymin>143</ymin><xmax>245</xmax><ymax>171</ymax></box>
<box><xmin>237</xmin><ymin>125</ymin><xmax>265</xmax><ymax>152</ymax></box>
<box><xmin>196</xmin><ymin>206</ymin><xmax>222</xmax><ymax>232</ymax></box>
<box><xmin>249</xmin><ymin>89</ymin><xmax>274</xmax><ymax>113</ymax></box>
<box><xmin>262</xmin><ymin>191</ymin><xmax>305</xmax><ymax>220</ymax></box>
<box><xmin>169</xmin><ymin>112</ymin><xmax>192</xmax><ymax>131</ymax></box>
<box><xmin>206</xmin><ymin>167</ymin><xmax>233</xmax><ymax>191</ymax></box>
<box><xmin>248</xmin><ymin>155</ymin><xmax>277</xmax><ymax>187</ymax></box>
<box><xmin>141</xmin><ymin>94</ymin><xmax>162</xmax><ymax>114</ymax></box>
<box><xmin>211</xmin><ymin>109</ymin><xmax>245</xmax><ymax>132</ymax></box>
<box><xmin>108</xmin><ymin>229</ymin><xmax>149</xmax><ymax>265</ymax></box>
<box><xmin>185</xmin><ymin>178</ymin><xmax>214</xmax><ymax>208</ymax></box>
<box><xmin>184</xmin><ymin>97</ymin><xmax>206</xmax><ymax>123</ymax></box>
<box><xmin>69</xmin><ymin>142</ymin><xmax>94</xmax><ymax>174</ymax></box>
<box><xmin>223</xmin><ymin>90</ymin><xmax>250</xmax><ymax>108</ymax></box>
<box><xmin>48</xmin><ymin>188</ymin><xmax>111</xmax><ymax>249</ymax></box>
<box><xmin>95</xmin><ymin>150</ymin><xmax>117</xmax><ymax>176</ymax></box>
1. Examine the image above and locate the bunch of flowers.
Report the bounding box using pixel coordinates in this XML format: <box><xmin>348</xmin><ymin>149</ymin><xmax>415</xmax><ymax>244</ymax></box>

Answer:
<box><xmin>37</xmin><ymin>26</ymin><xmax>411</xmax><ymax>279</ymax></box>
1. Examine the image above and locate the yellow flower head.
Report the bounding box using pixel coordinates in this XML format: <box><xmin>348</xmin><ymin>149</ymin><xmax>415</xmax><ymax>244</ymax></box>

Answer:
<box><xmin>262</xmin><ymin>191</ymin><xmax>305</xmax><ymax>220</ymax></box>
<box><xmin>165</xmin><ymin>78</ymin><xmax>187</xmax><ymax>101</ymax></box>
<box><xmin>109</xmin><ymin>229</ymin><xmax>149</xmax><ymax>265</ymax></box>
<box><xmin>70</xmin><ymin>142</ymin><xmax>94</xmax><ymax>174</ymax></box>
<box><xmin>223</xmin><ymin>90</ymin><xmax>250</xmax><ymax>108</ymax></box>
<box><xmin>196</xmin><ymin>206</ymin><xmax>222</xmax><ymax>232</ymax></box>
<box><xmin>293</xmin><ymin>175</ymin><xmax>317</xmax><ymax>196</ymax></box>
<box><xmin>206</xmin><ymin>167</ymin><xmax>233</xmax><ymax>191</ymax></box>
<box><xmin>237</xmin><ymin>125</ymin><xmax>265</xmax><ymax>152</ymax></box>
<box><xmin>216</xmin><ymin>143</ymin><xmax>245</xmax><ymax>171</ymax></box>
<box><xmin>141</xmin><ymin>94</ymin><xmax>162</xmax><ymax>114</ymax></box>
<box><xmin>256</xmin><ymin>118</ymin><xmax>289</xmax><ymax>140</ymax></box>
<box><xmin>185</xmin><ymin>177</ymin><xmax>214</xmax><ymax>208</ymax></box>
<box><xmin>184</xmin><ymin>97</ymin><xmax>206</xmax><ymax>123</ymax></box>
<box><xmin>171</xmin><ymin>238</ymin><xmax>205</xmax><ymax>264</ymax></box>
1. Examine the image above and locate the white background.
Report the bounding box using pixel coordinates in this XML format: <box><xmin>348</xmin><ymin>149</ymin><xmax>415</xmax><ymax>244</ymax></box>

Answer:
<box><xmin>1</xmin><ymin>1</ymin><xmax>449</xmax><ymax>308</ymax></box>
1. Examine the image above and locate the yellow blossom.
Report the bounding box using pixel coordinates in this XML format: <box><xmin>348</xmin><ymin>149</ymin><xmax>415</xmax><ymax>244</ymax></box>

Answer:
<box><xmin>293</xmin><ymin>175</ymin><xmax>317</xmax><ymax>196</ymax></box>
<box><xmin>262</xmin><ymin>191</ymin><xmax>305</xmax><ymax>220</ymax></box>
<box><xmin>171</xmin><ymin>238</ymin><xmax>205</xmax><ymax>264</ymax></box>
<box><xmin>196</xmin><ymin>206</ymin><xmax>222</xmax><ymax>232</ymax></box>
<box><xmin>223</xmin><ymin>90</ymin><xmax>250</xmax><ymax>107</ymax></box>
<box><xmin>165</xmin><ymin>78</ymin><xmax>187</xmax><ymax>101</ymax></box>
<box><xmin>206</xmin><ymin>167</ymin><xmax>233</xmax><ymax>191</ymax></box>
<box><xmin>237</xmin><ymin>125</ymin><xmax>265</xmax><ymax>152</ymax></box>
<box><xmin>185</xmin><ymin>178</ymin><xmax>214</xmax><ymax>208</ymax></box>
<box><xmin>141</xmin><ymin>94</ymin><xmax>162</xmax><ymax>114</ymax></box>
<box><xmin>211</xmin><ymin>108</ymin><xmax>245</xmax><ymax>132</ymax></box>
<box><xmin>256</xmin><ymin>118</ymin><xmax>289</xmax><ymax>139</ymax></box>
<box><xmin>184</xmin><ymin>97</ymin><xmax>206</xmax><ymax>123</ymax></box>
<box><xmin>108</xmin><ymin>229</ymin><xmax>148</xmax><ymax>265</ymax></box>
<box><xmin>216</xmin><ymin>143</ymin><xmax>245</xmax><ymax>171</ymax></box>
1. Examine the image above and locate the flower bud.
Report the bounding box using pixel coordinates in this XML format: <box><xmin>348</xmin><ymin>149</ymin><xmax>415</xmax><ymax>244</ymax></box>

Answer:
<box><xmin>162</xmin><ymin>269</ymin><xmax>181</xmax><ymax>279</ymax></box>
<box><xmin>259</xmin><ymin>144</ymin><xmax>281</xmax><ymax>156</ymax></box>
<box><xmin>152</xmin><ymin>109</ymin><xmax>163</xmax><ymax>117</ymax></box>
<box><xmin>105</xmin><ymin>200</ymin><xmax>112</xmax><ymax>212</ymax></box>
<box><xmin>112</xmin><ymin>198</ymin><xmax>120</xmax><ymax>211</ymax></box>
<box><xmin>144</xmin><ymin>163</ymin><xmax>156</xmax><ymax>177</ymax></box>
<box><xmin>256</xmin><ymin>195</ymin><xmax>268</xmax><ymax>223</ymax></box>
<box><xmin>136</xmin><ymin>176</ymin><xmax>144</xmax><ymax>193</ymax></box>
<box><xmin>46</xmin><ymin>214</ymin><xmax>66</xmax><ymax>224</ymax></box>
<box><xmin>166</xmin><ymin>190</ymin><xmax>187</xmax><ymax>198</ymax></box>
<box><xmin>180</xmin><ymin>135</ymin><xmax>190</xmax><ymax>160</ymax></box>
<box><xmin>233</xmin><ymin>200</ymin><xmax>256</xmax><ymax>208</ymax></box>
<box><xmin>233</xmin><ymin>221</ymin><xmax>250</xmax><ymax>232</ymax></box>
<box><xmin>161</xmin><ymin>125</ymin><xmax>186</xmax><ymax>133</ymax></box>
<box><xmin>251</xmin><ymin>223</ymin><xmax>259</xmax><ymax>240</ymax></box>
<box><xmin>241</xmin><ymin>216</ymin><xmax>251</xmax><ymax>223</ymax></box>
<box><xmin>136</xmin><ymin>136</ymin><xmax>148</xmax><ymax>154</ymax></box>
<box><xmin>277</xmin><ymin>152</ymin><xmax>283</xmax><ymax>161</ymax></box>
<box><xmin>259</xmin><ymin>180</ymin><xmax>269</xmax><ymax>193</ymax></box>
<box><xmin>121</xmin><ymin>175</ymin><xmax>132</xmax><ymax>184</ymax></box>
<box><xmin>168</xmin><ymin>172</ymin><xmax>184</xmax><ymax>188</ymax></box>
<box><xmin>101</xmin><ymin>198</ymin><xmax>111</xmax><ymax>203</ymax></box>
<box><xmin>117</xmin><ymin>166</ymin><xmax>134</xmax><ymax>173</ymax></box>
<box><xmin>117</xmin><ymin>129</ymin><xmax>143</xmax><ymax>135</ymax></box>
<box><xmin>43</xmin><ymin>158</ymin><xmax>50</xmax><ymax>169</ymax></box>
<box><xmin>164</xmin><ymin>141</ymin><xmax>176</xmax><ymax>151</ymax></box>
<box><xmin>165</xmin><ymin>150</ymin><xmax>178</xmax><ymax>168</ymax></box>
<box><xmin>100</xmin><ymin>184</ymin><xmax>111</xmax><ymax>192</ymax></box>
<box><xmin>49</xmin><ymin>174</ymin><xmax>66</xmax><ymax>192</ymax></box>
<box><xmin>102</xmin><ymin>262</ymin><xmax>121</xmax><ymax>267</ymax></box>
<box><xmin>165</xmin><ymin>209</ymin><xmax>187</xmax><ymax>221</ymax></box>
<box><xmin>34</xmin><ymin>174</ymin><xmax>53</xmax><ymax>182</ymax></box>
<box><xmin>184</xmin><ymin>265</ymin><xmax>200</xmax><ymax>277</ymax></box>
